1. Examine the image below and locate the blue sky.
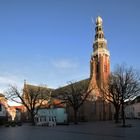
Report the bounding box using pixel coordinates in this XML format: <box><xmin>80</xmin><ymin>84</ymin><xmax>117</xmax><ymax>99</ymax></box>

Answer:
<box><xmin>0</xmin><ymin>0</ymin><xmax>140</xmax><ymax>93</ymax></box>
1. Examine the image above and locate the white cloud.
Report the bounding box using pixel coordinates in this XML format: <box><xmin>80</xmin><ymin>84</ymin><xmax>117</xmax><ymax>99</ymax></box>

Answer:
<box><xmin>0</xmin><ymin>75</ymin><xmax>23</xmax><ymax>93</ymax></box>
<box><xmin>0</xmin><ymin>76</ymin><xmax>16</xmax><ymax>85</ymax></box>
<box><xmin>0</xmin><ymin>74</ymin><xmax>24</xmax><ymax>106</ymax></box>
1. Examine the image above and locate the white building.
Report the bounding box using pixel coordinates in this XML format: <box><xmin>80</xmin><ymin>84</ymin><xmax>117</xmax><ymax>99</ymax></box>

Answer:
<box><xmin>35</xmin><ymin>107</ymin><xmax>68</xmax><ymax>126</ymax></box>
<box><xmin>0</xmin><ymin>94</ymin><xmax>8</xmax><ymax>123</ymax></box>
<box><xmin>0</xmin><ymin>103</ymin><xmax>7</xmax><ymax>118</ymax></box>
<box><xmin>125</xmin><ymin>95</ymin><xmax>140</xmax><ymax>119</ymax></box>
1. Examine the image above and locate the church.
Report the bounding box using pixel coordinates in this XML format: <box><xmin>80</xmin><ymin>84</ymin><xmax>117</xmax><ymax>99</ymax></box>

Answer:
<box><xmin>54</xmin><ymin>16</ymin><xmax>112</xmax><ymax>121</ymax></box>
<box><xmin>23</xmin><ymin>16</ymin><xmax>113</xmax><ymax>122</ymax></box>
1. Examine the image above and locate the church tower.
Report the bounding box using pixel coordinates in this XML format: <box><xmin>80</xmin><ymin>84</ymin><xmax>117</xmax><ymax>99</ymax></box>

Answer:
<box><xmin>90</xmin><ymin>16</ymin><xmax>110</xmax><ymax>90</ymax></box>
<box><xmin>87</xmin><ymin>16</ymin><xmax>111</xmax><ymax>121</ymax></box>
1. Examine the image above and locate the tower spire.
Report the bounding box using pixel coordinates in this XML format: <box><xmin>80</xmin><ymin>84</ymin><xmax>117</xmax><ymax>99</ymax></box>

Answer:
<box><xmin>90</xmin><ymin>16</ymin><xmax>110</xmax><ymax>87</ymax></box>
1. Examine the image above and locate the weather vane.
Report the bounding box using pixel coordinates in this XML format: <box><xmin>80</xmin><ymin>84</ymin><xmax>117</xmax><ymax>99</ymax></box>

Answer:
<box><xmin>91</xmin><ymin>16</ymin><xmax>94</xmax><ymax>25</ymax></box>
<box><xmin>97</xmin><ymin>9</ymin><xmax>101</xmax><ymax>17</ymax></box>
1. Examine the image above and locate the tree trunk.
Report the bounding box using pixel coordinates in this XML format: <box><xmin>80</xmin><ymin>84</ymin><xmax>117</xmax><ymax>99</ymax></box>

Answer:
<box><xmin>121</xmin><ymin>101</ymin><xmax>125</xmax><ymax>127</ymax></box>
<box><xmin>114</xmin><ymin>106</ymin><xmax>120</xmax><ymax>123</ymax></box>
<box><xmin>74</xmin><ymin>109</ymin><xmax>78</xmax><ymax>124</ymax></box>
<box><xmin>103</xmin><ymin>100</ymin><xmax>106</xmax><ymax>121</ymax></box>
<box><xmin>30</xmin><ymin>112</ymin><xmax>35</xmax><ymax>126</ymax></box>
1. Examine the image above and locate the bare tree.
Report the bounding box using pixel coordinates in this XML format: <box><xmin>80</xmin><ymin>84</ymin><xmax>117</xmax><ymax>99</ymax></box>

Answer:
<box><xmin>54</xmin><ymin>79</ymin><xmax>92</xmax><ymax>124</ymax></box>
<box><xmin>101</xmin><ymin>65</ymin><xmax>140</xmax><ymax>126</ymax></box>
<box><xmin>114</xmin><ymin>65</ymin><xmax>140</xmax><ymax>126</ymax></box>
<box><xmin>100</xmin><ymin>74</ymin><xmax>122</xmax><ymax>123</ymax></box>
<box><xmin>6</xmin><ymin>84</ymin><xmax>51</xmax><ymax>125</ymax></box>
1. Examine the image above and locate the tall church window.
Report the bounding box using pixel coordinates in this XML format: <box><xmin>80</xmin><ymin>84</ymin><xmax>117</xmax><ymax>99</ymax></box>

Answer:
<box><xmin>104</xmin><ymin>65</ymin><xmax>107</xmax><ymax>72</ymax></box>
<box><xmin>96</xmin><ymin>62</ymin><xmax>100</xmax><ymax>75</ymax></box>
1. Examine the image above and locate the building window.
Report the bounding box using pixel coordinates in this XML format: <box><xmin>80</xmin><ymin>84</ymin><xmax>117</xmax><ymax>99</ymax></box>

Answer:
<box><xmin>49</xmin><ymin>116</ymin><xmax>51</xmax><ymax>121</ymax></box>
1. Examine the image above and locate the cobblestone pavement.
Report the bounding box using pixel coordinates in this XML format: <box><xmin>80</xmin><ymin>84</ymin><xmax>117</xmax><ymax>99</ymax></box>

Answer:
<box><xmin>0</xmin><ymin>120</ymin><xmax>140</xmax><ymax>140</ymax></box>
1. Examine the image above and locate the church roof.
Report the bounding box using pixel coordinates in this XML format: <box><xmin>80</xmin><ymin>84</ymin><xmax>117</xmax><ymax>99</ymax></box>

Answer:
<box><xmin>25</xmin><ymin>84</ymin><xmax>53</xmax><ymax>91</ymax></box>
<box><xmin>52</xmin><ymin>78</ymin><xmax>90</xmax><ymax>97</ymax></box>
<box><xmin>0</xmin><ymin>93</ymin><xmax>5</xmax><ymax>97</ymax></box>
<box><xmin>23</xmin><ymin>84</ymin><xmax>54</xmax><ymax>99</ymax></box>
<box><xmin>24</xmin><ymin>78</ymin><xmax>90</xmax><ymax>99</ymax></box>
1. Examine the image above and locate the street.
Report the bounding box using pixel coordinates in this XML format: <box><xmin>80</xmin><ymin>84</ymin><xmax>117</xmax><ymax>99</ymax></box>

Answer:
<box><xmin>0</xmin><ymin>120</ymin><xmax>140</xmax><ymax>140</ymax></box>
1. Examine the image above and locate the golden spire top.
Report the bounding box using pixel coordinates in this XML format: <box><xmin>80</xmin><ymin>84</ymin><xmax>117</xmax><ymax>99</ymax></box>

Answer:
<box><xmin>96</xmin><ymin>16</ymin><xmax>103</xmax><ymax>26</ymax></box>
